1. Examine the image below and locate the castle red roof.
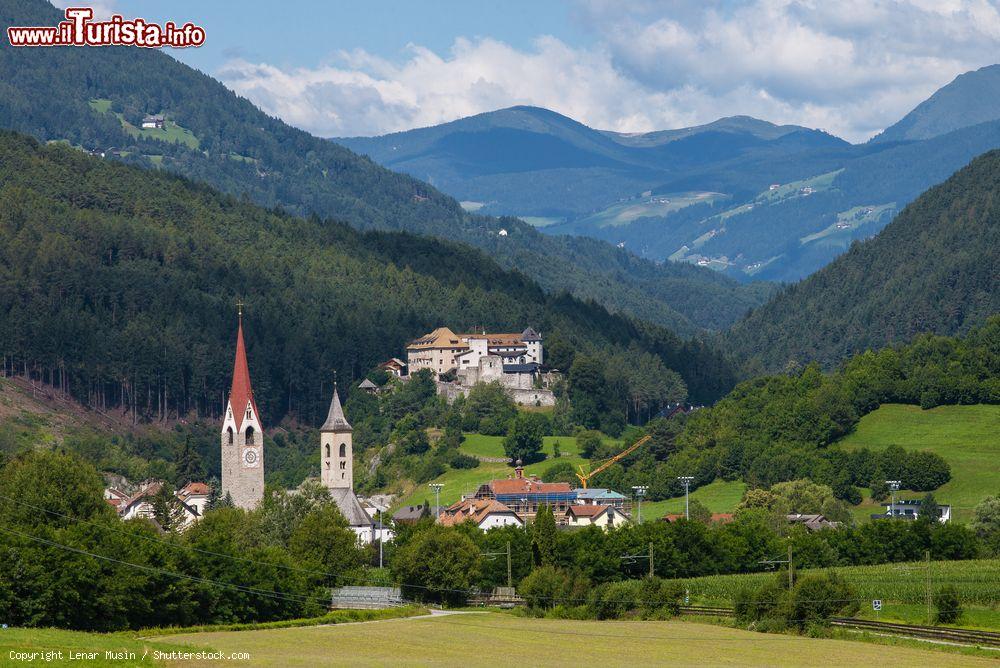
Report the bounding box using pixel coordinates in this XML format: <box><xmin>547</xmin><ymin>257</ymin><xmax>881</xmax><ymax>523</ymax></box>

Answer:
<box><xmin>228</xmin><ymin>318</ymin><xmax>259</xmax><ymax>430</ymax></box>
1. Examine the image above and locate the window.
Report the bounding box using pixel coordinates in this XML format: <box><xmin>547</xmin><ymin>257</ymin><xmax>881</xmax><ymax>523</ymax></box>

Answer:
<box><xmin>226</xmin><ymin>427</ymin><xmax>233</xmax><ymax>445</ymax></box>
<box><xmin>246</xmin><ymin>406</ymin><xmax>252</xmax><ymax>420</ymax></box>
<box><xmin>245</xmin><ymin>425</ymin><xmax>255</xmax><ymax>445</ymax></box>
<box><xmin>340</xmin><ymin>461</ymin><xmax>346</xmax><ymax>470</ymax></box>
<box><xmin>325</xmin><ymin>443</ymin><xmax>331</xmax><ymax>458</ymax></box>
<box><xmin>339</xmin><ymin>443</ymin><xmax>347</xmax><ymax>458</ymax></box>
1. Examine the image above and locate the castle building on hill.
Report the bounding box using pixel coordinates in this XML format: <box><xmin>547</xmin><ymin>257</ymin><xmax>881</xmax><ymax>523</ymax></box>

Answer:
<box><xmin>406</xmin><ymin>327</ymin><xmax>543</xmax><ymax>377</ymax></box>
<box><xmin>320</xmin><ymin>383</ymin><xmax>373</xmax><ymax>539</ymax></box>
<box><xmin>220</xmin><ymin>314</ymin><xmax>264</xmax><ymax>510</ymax></box>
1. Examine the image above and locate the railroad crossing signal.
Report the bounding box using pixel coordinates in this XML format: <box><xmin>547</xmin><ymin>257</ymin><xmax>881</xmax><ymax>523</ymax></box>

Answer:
<box><xmin>872</xmin><ymin>600</ymin><xmax>882</xmax><ymax>611</ymax></box>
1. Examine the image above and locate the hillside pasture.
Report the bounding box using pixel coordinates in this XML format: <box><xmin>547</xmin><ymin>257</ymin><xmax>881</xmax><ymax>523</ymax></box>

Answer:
<box><xmin>834</xmin><ymin>404</ymin><xmax>1000</xmax><ymax>522</ymax></box>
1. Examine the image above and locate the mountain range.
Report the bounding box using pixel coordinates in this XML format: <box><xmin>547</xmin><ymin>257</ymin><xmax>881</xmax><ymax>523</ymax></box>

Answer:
<box><xmin>336</xmin><ymin>65</ymin><xmax>1000</xmax><ymax>283</ymax></box>
<box><xmin>726</xmin><ymin>148</ymin><xmax>1000</xmax><ymax>371</ymax></box>
<box><xmin>0</xmin><ymin>0</ymin><xmax>768</xmax><ymax>335</ymax></box>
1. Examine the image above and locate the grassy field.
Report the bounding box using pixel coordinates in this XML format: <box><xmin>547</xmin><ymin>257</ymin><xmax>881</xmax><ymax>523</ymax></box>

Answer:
<box><xmin>157</xmin><ymin>612</ymin><xmax>996</xmax><ymax>667</ymax></box>
<box><xmin>834</xmin><ymin>404</ymin><xmax>1000</xmax><ymax>522</ymax></box>
<box><xmin>0</xmin><ymin>628</ymin><xmax>194</xmax><ymax>667</ymax></box>
<box><xmin>675</xmin><ymin>558</ymin><xmax>1000</xmax><ymax>628</ymax></box>
<box><xmin>639</xmin><ymin>479</ymin><xmax>747</xmax><ymax>522</ymax></box>
<box><xmin>458</xmin><ymin>433</ymin><xmax>589</xmax><ymax>459</ymax></box>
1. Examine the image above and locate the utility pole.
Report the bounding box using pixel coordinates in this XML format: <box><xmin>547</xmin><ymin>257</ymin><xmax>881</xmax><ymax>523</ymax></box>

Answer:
<box><xmin>429</xmin><ymin>483</ymin><xmax>444</xmax><ymax>520</ymax></box>
<box><xmin>378</xmin><ymin>507</ymin><xmax>384</xmax><ymax>569</ymax></box>
<box><xmin>760</xmin><ymin>546</ymin><xmax>793</xmax><ymax>592</ymax></box>
<box><xmin>677</xmin><ymin>476</ymin><xmax>694</xmax><ymax>519</ymax></box>
<box><xmin>620</xmin><ymin>542</ymin><xmax>654</xmax><ymax>579</ymax></box>
<box><xmin>788</xmin><ymin>544</ymin><xmax>794</xmax><ymax>592</ymax></box>
<box><xmin>632</xmin><ymin>485</ymin><xmax>648</xmax><ymax>524</ymax></box>
<box><xmin>507</xmin><ymin>540</ymin><xmax>512</xmax><ymax>588</ymax></box>
<box><xmin>484</xmin><ymin>540</ymin><xmax>513</xmax><ymax>588</ymax></box>
<box><xmin>925</xmin><ymin>549</ymin><xmax>932</xmax><ymax>625</ymax></box>
<box><xmin>886</xmin><ymin>480</ymin><xmax>901</xmax><ymax>518</ymax></box>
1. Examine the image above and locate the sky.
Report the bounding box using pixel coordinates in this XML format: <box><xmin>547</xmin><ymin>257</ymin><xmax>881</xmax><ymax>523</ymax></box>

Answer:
<box><xmin>55</xmin><ymin>0</ymin><xmax>1000</xmax><ymax>142</ymax></box>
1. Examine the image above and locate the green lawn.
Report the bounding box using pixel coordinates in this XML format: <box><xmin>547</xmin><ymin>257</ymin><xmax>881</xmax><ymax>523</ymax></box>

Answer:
<box><xmin>158</xmin><ymin>612</ymin><xmax>995</xmax><ymax>667</ymax></box>
<box><xmin>639</xmin><ymin>479</ymin><xmax>747</xmax><ymax>522</ymax></box>
<box><xmin>0</xmin><ymin>628</ymin><xmax>189</xmax><ymax>666</ymax></box>
<box><xmin>459</xmin><ymin>433</ymin><xmax>590</xmax><ymax>459</ymax></box>
<box><xmin>88</xmin><ymin>98</ymin><xmax>112</xmax><ymax>113</ymax></box>
<box><xmin>834</xmin><ymin>404</ymin><xmax>1000</xmax><ymax>522</ymax></box>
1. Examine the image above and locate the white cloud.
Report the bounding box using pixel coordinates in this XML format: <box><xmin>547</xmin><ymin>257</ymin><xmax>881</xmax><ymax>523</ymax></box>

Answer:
<box><xmin>216</xmin><ymin>0</ymin><xmax>1000</xmax><ymax>142</ymax></box>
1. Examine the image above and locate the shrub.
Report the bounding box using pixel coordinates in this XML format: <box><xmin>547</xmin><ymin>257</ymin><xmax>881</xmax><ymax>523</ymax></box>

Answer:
<box><xmin>933</xmin><ymin>585</ymin><xmax>962</xmax><ymax>624</ymax></box>
<box><xmin>587</xmin><ymin>578</ymin><xmax>683</xmax><ymax>620</ymax></box>
<box><xmin>448</xmin><ymin>451</ymin><xmax>479</xmax><ymax>470</ymax></box>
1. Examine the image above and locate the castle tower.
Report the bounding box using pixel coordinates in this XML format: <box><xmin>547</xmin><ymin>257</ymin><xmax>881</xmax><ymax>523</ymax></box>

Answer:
<box><xmin>320</xmin><ymin>383</ymin><xmax>353</xmax><ymax>490</ymax></box>
<box><xmin>220</xmin><ymin>312</ymin><xmax>264</xmax><ymax>509</ymax></box>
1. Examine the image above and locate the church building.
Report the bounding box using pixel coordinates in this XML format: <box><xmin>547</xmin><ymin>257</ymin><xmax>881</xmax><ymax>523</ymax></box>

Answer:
<box><xmin>220</xmin><ymin>314</ymin><xmax>265</xmax><ymax>510</ymax></box>
<box><xmin>319</xmin><ymin>383</ymin><xmax>374</xmax><ymax>540</ymax></box>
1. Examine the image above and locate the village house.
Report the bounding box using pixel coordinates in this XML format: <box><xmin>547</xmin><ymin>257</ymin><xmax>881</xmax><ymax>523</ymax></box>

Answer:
<box><xmin>358</xmin><ymin>378</ymin><xmax>379</xmax><ymax>395</ymax></box>
<box><xmin>565</xmin><ymin>504</ymin><xmax>630</xmax><ymax>530</ymax></box>
<box><xmin>472</xmin><ymin>464</ymin><xmax>575</xmax><ymax>521</ymax></box>
<box><xmin>438</xmin><ymin>498</ymin><xmax>524</xmax><ymax>530</ymax></box>
<box><xmin>141</xmin><ymin>114</ymin><xmax>165</xmax><ymax>129</ymax></box>
<box><xmin>872</xmin><ymin>499</ymin><xmax>951</xmax><ymax>523</ymax></box>
<box><xmin>574</xmin><ymin>488</ymin><xmax>627</xmax><ymax>510</ymax></box>
<box><xmin>111</xmin><ymin>480</ymin><xmax>205</xmax><ymax>529</ymax></box>
<box><xmin>392</xmin><ymin>504</ymin><xmax>432</xmax><ymax>525</ymax></box>
<box><xmin>662</xmin><ymin>513</ymin><xmax>735</xmax><ymax>524</ymax></box>
<box><xmin>378</xmin><ymin>358</ymin><xmax>406</xmax><ymax>378</ymax></box>
<box><xmin>786</xmin><ymin>513</ymin><xmax>840</xmax><ymax>531</ymax></box>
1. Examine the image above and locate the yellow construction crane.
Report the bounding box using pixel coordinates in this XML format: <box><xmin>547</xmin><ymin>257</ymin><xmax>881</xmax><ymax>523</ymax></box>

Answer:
<box><xmin>575</xmin><ymin>434</ymin><xmax>651</xmax><ymax>489</ymax></box>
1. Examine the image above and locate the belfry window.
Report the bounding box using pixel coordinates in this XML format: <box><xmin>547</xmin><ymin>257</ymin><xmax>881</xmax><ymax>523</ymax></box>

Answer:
<box><xmin>245</xmin><ymin>425</ymin><xmax>255</xmax><ymax>445</ymax></box>
<box><xmin>226</xmin><ymin>427</ymin><xmax>233</xmax><ymax>445</ymax></box>
<box><xmin>325</xmin><ymin>443</ymin><xmax>331</xmax><ymax>458</ymax></box>
<box><xmin>339</xmin><ymin>443</ymin><xmax>347</xmax><ymax>458</ymax></box>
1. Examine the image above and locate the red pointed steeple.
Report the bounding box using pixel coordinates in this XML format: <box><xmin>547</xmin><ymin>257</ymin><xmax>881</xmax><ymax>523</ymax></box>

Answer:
<box><xmin>228</xmin><ymin>312</ymin><xmax>259</xmax><ymax>431</ymax></box>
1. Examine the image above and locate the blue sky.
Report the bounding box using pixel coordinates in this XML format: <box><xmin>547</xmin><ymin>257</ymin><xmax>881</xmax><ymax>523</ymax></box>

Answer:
<box><xmin>58</xmin><ymin>1</ymin><xmax>1000</xmax><ymax>141</ymax></box>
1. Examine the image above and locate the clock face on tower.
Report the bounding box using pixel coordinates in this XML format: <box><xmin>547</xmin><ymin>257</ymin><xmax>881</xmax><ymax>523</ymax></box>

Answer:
<box><xmin>242</xmin><ymin>447</ymin><xmax>260</xmax><ymax>468</ymax></box>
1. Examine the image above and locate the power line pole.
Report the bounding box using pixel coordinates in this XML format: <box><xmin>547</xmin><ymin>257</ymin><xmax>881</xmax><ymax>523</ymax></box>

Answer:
<box><xmin>788</xmin><ymin>544</ymin><xmax>794</xmax><ymax>592</ymax></box>
<box><xmin>677</xmin><ymin>476</ymin><xmax>693</xmax><ymax>519</ymax></box>
<box><xmin>484</xmin><ymin>540</ymin><xmax>513</xmax><ymax>588</ymax></box>
<box><xmin>925</xmin><ymin>549</ymin><xmax>932</xmax><ymax>625</ymax></box>
<box><xmin>649</xmin><ymin>541</ymin><xmax>654</xmax><ymax>579</ymax></box>
<box><xmin>507</xmin><ymin>540</ymin><xmax>512</xmax><ymax>588</ymax></box>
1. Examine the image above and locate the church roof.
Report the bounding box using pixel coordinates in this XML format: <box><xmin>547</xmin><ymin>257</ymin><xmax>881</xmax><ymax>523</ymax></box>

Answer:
<box><xmin>321</xmin><ymin>384</ymin><xmax>352</xmax><ymax>432</ymax></box>
<box><xmin>329</xmin><ymin>487</ymin><xmax>372</xmax><ymax>527</ymax></box>
<box><xmin>228</xmin><ymin>317</ymin><xmax>260</xmax><ymax>431</ymax></box>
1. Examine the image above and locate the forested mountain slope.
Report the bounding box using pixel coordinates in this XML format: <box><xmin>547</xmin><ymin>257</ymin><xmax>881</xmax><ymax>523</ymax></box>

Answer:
<box><xmin>0</xmin><ymin>0</ymin><xmax>767</xmax><ymax>333</ymax></box>
<box><xmin>0</xmin><ymin>132</ymin><xmax>736</xmax><ymax>429</ymax></box>
<box><xmin>725</xmin><ymin>150</ymin><xmax>1000</xmax><ymax>372</ymax></box>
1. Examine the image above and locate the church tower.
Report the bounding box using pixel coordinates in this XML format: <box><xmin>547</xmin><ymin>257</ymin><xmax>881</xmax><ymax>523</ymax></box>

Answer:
<box><xmin>320</xmin><ymin>383</ymin><xmax>353</xmax><ymax>490</ymax></box>
<box><xmin>220</xmin><ymin>311</ymin><xmax>264</xmax><ymax>509</ymax></box>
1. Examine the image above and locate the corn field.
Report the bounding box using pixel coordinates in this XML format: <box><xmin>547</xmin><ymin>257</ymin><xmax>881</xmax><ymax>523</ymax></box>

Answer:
<box><xmin>675</xmin><ymin>559</ymin><xmax>1000</xmax><ymax>607</ymax></box>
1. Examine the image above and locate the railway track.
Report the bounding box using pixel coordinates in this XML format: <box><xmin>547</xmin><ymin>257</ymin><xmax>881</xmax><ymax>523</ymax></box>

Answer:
<box><xmin>678</xmin><ymin>606</ymin><xmax>1000</xmax><ymax>648</ymax></box>
<box><xmin>830</xmin><ymin>617</ymin><xmax>1000</xmax><ymax>648</ymax></box>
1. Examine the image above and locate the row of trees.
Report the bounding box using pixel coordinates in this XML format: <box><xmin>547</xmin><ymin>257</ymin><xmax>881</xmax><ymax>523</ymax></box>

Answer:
<box><xmin>0</xmin><ymin>450</ymin><xmax>368</xmax><ymax>631</ymax></box>
<box><xmin>389</xmin><ymin>491</ymin><xmax>995</xmax><ymax>608</ymax></box>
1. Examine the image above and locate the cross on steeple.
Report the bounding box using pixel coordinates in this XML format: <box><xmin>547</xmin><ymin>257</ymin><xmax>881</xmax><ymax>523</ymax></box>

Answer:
<box><xmin>236</xmin><ymin>298</ymin><xmax>244</xmax><ymax>321</ymax></box>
